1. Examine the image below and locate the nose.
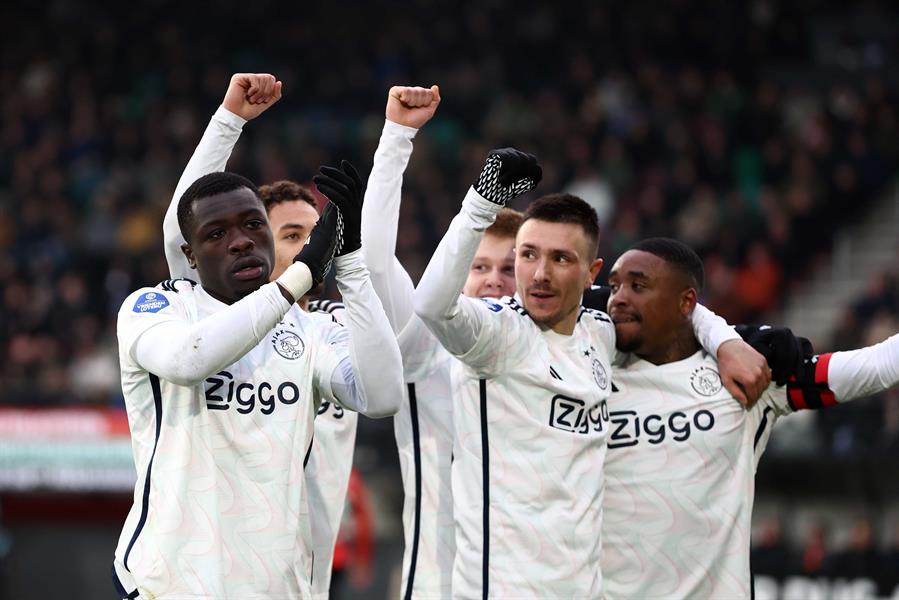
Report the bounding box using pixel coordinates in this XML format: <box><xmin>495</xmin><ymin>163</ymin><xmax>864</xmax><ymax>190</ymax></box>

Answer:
<box><xmin>483</xmin><ymin>268</ymin><xmax>503</xmax><ymax>290</ymax></box>
<box><xmin>533</xmin><ymin>257</ymin><xmax>550</xmax><ymax>283</ymax></box>
<box><xmin>228</xmin><ymin>231</ymin><xmax>255</xmax><ymax>254</ymax></box>
<box><xmin>609</xmin><ymin>285</ymin><xmax>629</xmax><ymax>309</ymax></box>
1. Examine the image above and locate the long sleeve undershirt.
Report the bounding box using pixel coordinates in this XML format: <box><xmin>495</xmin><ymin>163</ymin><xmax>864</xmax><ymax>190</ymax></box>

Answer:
<box><xmin>163</xmin><ymin>105</ymin><xmax>247</xmax><ymax>280</ymax></box>
<box><xmin>828</xmin><ymin>333</ymin><xmax>899</xmax><ymax>400</ymax></box>
<box><xmin>359</xmin><ymin>119</ymin><xmax>419</xmax><ymax>334</ymax></box>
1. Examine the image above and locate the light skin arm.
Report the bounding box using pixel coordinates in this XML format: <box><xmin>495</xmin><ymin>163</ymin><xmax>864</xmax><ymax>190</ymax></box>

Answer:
<box><xmin>361</xmin><ymin>85</ymin><xmax>440</xmax><ymax>334</ymax></box>
<box><xmin>163</xmin><ymin>73</ymin><xmax>283</xmax><ymax>278</ymax></box>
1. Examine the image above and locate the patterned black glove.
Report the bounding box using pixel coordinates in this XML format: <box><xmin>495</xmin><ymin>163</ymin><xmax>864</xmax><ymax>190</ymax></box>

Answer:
<box><xmin>736</xmin><ymin>325</ymin><xmax>813</xmax><ymax>386</ymax></box>
<box><xmin>294</xmin><ymin>202</ymin><xmax>340</xmax><ymax>287</ymax></box>
<box><xmin>313</xmin><ymin>160</ymin><xmax>364</xmax><ymax>256</ymax></box>
<box><xmin>473</xmin><ymin>148</ymin><xmax>542</xmax><ymax>205</ymax></box>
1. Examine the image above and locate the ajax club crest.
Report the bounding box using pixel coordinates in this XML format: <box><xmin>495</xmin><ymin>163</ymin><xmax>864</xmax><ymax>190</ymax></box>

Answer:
<box><xmin>592</xmin><ymin>358</ymin><xmax>608</xmax><ymax>390</ymax></box>
<box><xmin>272</xmin><ymin>329</ymin><xmax>305</xmax><ymax>360</ymax></box>
<box><xmin>690</xmin><ymin>366</ymin><xmax>722</xmax><ymax>397</ymax></box>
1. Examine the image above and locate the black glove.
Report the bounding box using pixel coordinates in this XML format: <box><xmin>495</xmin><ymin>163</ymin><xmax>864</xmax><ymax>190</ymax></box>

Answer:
<box><xmin>473</xmin><ymin>148</ymin><xmax>542</xmax><ymax>205</ymax></box>
<box><xmin>313</xmin><ymin>160</ymin><xmax>363</xmax><ymax>256</ymax></box>
<box><xmin>735</xmin><ymin>325</ymin><xmax>814</xmax><ymax>386</ymax></box>
<box><xmin>294</xmin><ymin>202</ymin><xmax>340</xmax><ymax>287</ymax></box>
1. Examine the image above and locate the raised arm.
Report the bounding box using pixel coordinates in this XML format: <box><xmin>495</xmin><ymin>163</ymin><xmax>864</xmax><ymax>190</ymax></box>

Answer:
<box><xmin>312</xmin><ymin>161</ymin><xmax>404</xmax><ymax>418</ymax></box>
<box><xmin>360</xmin><ymin>85</ymin><xmax>440</xmax><ymax>333</ymax></box>
<box><xmin>163</xmin><ymin>73</ymin><xmax>283</xmax><ymax>278</ymax></box>
<box><xmin>414</xmin><ymin>149</ymin><xmax>541</xmax><ymax>356</ymax></box>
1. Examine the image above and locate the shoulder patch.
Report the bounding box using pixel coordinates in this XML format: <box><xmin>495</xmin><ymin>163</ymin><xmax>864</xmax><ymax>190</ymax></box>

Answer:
<box><xmin>480</xmin><ymin>298</ymin><xmax>504</xmax><ymax>313</ymax></box>
<box><xmin>133</xmin><ymin>291</ymin><xmax>170</xmax><ymax>313</ymax></box>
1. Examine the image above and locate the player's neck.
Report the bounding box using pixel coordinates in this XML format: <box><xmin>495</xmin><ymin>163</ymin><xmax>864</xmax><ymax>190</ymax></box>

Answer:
<box><xmin>638</xmin><ymin>328</ymin><xmax>700</xmax><ymax>365</ymax></box>
<box><xmin>298</xmin><ymin>295</ymin><xmax>309</xmax><ymax>310</ymax></box>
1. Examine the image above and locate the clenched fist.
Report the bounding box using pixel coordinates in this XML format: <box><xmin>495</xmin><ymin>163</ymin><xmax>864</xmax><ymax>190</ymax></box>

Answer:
<box><xmin>222</xmin><ymin>73</ymin><xmax>283</xmax><ymax>121</ymax></box>
<box><xmin>386</xmin><ymin>85</ymin><xmax>441</xmax><ymax>129</ymax></box>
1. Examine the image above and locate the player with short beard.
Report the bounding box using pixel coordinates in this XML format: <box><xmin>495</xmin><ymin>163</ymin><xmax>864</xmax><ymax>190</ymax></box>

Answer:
<box><xmin>412</xmin><ymin>153</ymin><xmax>766</xmax><ymax>598</ymax></box>
<box><xmin>601</xmin><ymin>237</ymin><xmax>899</xmax><ymax>599</ymax></box>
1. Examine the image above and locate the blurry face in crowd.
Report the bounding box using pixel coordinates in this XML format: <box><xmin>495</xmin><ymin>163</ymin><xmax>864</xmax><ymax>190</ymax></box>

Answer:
<box><xmin>463</xmin><ymin>233</ymin><xmax>516</xmax><ymax>299</ymax></box>
<box><xmin>181</xmin><ymin>188</ymin><xmax>275</xmax><ymax>305</ymax></box>
<box><xmin>266</xmin><ymin>200</ymin><xmax>321</xmax><ymax>280</ymax></box>
<box><xmin>514</xmin><ymin>219</ymin><xmax>602</xmax><ymax>335</ymax></box>
<box><xmin>607</xmin><ymin>250</ymin><xmax>697</xmax><ymax>359</ymax></box>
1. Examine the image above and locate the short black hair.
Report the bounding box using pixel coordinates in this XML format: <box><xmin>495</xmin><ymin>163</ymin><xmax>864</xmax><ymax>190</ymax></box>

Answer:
<box><xmin>522</xmin><ymin>193</ymin><xmax>600</xmax><ymax>257</ymax></box>
<box><xmin>629</xmin><ymin>237</ymin><xmax>705</xmax><ymax>292</ymax></box>
<box><xmin>177</xmin><ymin>172</ymin><xmax>261</xmax><ymax>241</ymax></box>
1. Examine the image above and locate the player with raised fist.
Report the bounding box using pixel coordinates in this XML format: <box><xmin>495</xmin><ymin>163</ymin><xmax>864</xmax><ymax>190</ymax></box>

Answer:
<box><xmin>113</xmin><ymin>75</ymin><xmax>403</xmax><ymax>600</ymax></box>
<box><xmin>412</xmin><ymin>148</ymin><xmax>758</xmax><ymax>598</ymax></box>
<box><xmin>361</xmin><ymin>85</ymin><xmax>535</xmax><ymax>599</ymax></box>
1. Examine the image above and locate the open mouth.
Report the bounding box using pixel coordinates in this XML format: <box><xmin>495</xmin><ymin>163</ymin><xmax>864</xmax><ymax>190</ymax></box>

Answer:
<box><xmin>232</xmin><ymin>257</ymin><xmax>265</xmax><ymax>281</ymax></box>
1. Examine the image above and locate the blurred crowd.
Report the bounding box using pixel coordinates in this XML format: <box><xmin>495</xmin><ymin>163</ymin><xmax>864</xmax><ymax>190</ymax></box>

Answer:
<box><xmin>752</xmin><ymin>516</ymin><xmax>899</xmax><ymax>593</ymax></box>
<box><xmin>2</xmin><ymin>0</ymin><xmax>898</xmax><ymax>450</ymax></box>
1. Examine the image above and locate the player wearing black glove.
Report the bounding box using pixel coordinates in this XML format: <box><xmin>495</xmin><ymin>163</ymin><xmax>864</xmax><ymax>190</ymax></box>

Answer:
<box><xmin>474</xmin><ymin>148</ymin><xmax>543</xmax><ymax>205</ymax></box>
<box><xmin>736</xmin><ymin>325</ymin><xmax>813</xmax><ymax>386</ymax></box>
<box><xmin>313</xmin><ymin>160</ymin><xmax>364</xmax><ymax>256</ymax></box>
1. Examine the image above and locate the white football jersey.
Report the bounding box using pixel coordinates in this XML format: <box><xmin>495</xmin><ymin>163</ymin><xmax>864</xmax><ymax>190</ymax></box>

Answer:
<box><xmin>451</xmin><ymin>298</ymin><xmax>615</xmax><ymax>599</ymax></box>
<box><xmin>394</xmin><ymin>316</ymin><xmax>456</xmax><ymax>599</ymax></box>
<box><xmin>305</xmin><ymin>299</ymin><xmax>359</xmax><ymax>599</ymax></box>
<box><xmin>602</xmin><ymin>350</ymin><xmax>793</xmax><ymax>599</ymax></box>
<box><xmin>113</xmin><ymin>281</ymin><xmax>349</xmax><ymax>600</ymax></box>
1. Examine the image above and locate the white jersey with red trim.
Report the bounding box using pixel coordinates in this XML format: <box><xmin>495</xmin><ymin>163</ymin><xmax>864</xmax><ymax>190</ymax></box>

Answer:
<box><xmin>602</xmin><ymin>336</ymin><xmax>899</xmax><ymax>599</ymax></box>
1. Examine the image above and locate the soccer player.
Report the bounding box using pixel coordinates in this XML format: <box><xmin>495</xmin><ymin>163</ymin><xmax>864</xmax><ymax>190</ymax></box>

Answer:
<box><xmin>160</xmin><ymin>74</ymin><xmax>357</xmax><ymax>599</ymax></box>
<box><xmin>601</xmin><ymin>238</ymin><xmax>899</xmax><ymax>599</ymax></box>
<box><xmin>412</xmin><ymin>151</ymin><xmax>768</xmax><ymax>598</ymax></box>
<box><xmin>360</xmin><ymin>85</ymin><xmax>524</xmax><ymax>598</ymax></box>
<box><xmin>112</xmin><ymin>166</ymin><xmax>403</xmax><ymax>599</ymax></box>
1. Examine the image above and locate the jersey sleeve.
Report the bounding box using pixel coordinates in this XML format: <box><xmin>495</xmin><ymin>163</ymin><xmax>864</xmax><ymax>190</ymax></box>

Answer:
<box><xmin>117</xmin><ymin>286</ymin><xmax>191</xmax><ymax>363</ymax></box>
<box><xmin>119</xmin><ymin>281</ymin><xmax>292</xmax><ymax>386</ymax></box>
<box><xmin>450</xmin><ymin>297</ymin><xmax>533</xmax><ymax>377</ymax></box>
<box><xmin>313</xmin><ymin>249</ymin><xmax>404</xmax><ymax>418</ymax></box>
<box><xmin>690</xmin><ymin>303</ymin><xmax>740</xmax><ymax>356</ymax></box>
<box><xmin>359</xmin><ymin>119</ymin><xmax>419</xmax><ymax>334</ymax></box>
<box><xmin>163</xmin><ymin>106</ymin><xmax>247</xmax><ymax>279</ymax></box>
<box><xmin>413</xmin><ymin>186</ymin><xmax>502</xmax><ymax>358</ymax></box>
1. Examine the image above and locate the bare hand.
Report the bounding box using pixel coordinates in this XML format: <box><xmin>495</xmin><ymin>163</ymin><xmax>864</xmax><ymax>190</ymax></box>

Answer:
<box><xmin>222</xmin><ymin>73</ymin><xmax>283</xmax><ymax>121</ymax></box>
<box><xmin>386</xmin><ymin>85</ymin><xmax>441</xmax><ymax>129</ymax></box>
<box><xmin>717</xmin><ymin>339</ymin><xmax>772</xmax><ymax>408</ymax></box>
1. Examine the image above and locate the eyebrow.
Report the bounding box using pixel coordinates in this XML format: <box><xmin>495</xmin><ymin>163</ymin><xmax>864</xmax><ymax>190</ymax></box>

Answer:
<box><xmin>519</xmin><ymin>243</ymin><xmax>577</xmax><ymax>256</ymax></box>
<box><xmin>277</xmin><ymin>223</ymin><xmax>307</xmax><ymax>231</ymax></box>
<box><xmin>608</xmin><ymin>269</ymin><xmax>649</xmax><ymax>279</ymax></box>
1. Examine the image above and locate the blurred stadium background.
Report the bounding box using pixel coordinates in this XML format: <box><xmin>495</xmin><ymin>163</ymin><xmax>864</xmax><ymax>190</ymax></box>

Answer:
<box><xmin>2</xmin><ymin>0</ymin><xmax>898</xmax><ymax>598</ymax></box>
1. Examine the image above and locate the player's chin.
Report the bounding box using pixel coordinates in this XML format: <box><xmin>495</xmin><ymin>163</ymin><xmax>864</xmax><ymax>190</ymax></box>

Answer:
<box><xmin>614</xmin><ymin>330</ymin><xmax>643</xmax><ymax>353</ymax></box>
<box><xmin>229</xmin><ymin>270</ymin><xmax>269</xmax><ymax>295</ymax></box>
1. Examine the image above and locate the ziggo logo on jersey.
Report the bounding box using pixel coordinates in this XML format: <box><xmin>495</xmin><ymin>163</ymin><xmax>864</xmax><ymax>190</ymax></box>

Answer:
<box><xmin>204</xmin><ymin>371</ymin><xmax>301</xmax><ymax>414</ymax></box>
<box><xmin>607</xmin><ymin>409</ymin><xmax>715</xmax><ymax>449</ymax></box>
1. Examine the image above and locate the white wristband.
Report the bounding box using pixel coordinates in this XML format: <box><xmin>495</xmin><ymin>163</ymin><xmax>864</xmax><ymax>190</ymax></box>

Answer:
<box><xmin>275</xmin><ymin>262</ymin><xmax>313</xmax><ymax>302</ymax></box>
